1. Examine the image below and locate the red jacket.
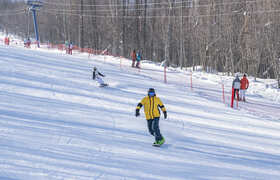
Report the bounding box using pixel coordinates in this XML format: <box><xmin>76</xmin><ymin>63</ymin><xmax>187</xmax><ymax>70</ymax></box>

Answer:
<box><xmin>131</xmin><ymin>51</ymin><xmax>136</xmax><ymax>60</ymax></box>
<box><xmin>240</xmin><ymin>77</ymin><xmax>249</xmax><ymax>89</ymax></box>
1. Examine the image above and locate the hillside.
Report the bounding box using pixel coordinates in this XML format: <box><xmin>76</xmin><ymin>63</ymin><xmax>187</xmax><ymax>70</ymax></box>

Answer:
<box><xmin>0</xmin><ymin>42</ymin><xmax>280</xmax><ymax>180</ymax></box>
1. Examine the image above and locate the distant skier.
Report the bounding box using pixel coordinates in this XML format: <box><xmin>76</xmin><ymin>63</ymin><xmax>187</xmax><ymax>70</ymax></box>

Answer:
<box><xmin>240</xmin><ymin>74</ymin><xmax>249</xmax><ymax>101</ymax></box>
<box><xmin>4</xmin><ymin>37</ymin><xmax>10</xmax><ymax>45</ymax></box>
<box><xmin>135</xmin><ymin>88</ymin><xmax>167</xmax><ymax>146</ymax></box>
<box><xmin>65</xmin><ymin>41</ymin><xmax>69</xmax><ymax>54</ymax></box>
<box><xmin>24</xmin><ymin>38</ymin><xmax>31</xmax><ymax>48</ymax></box>
<box><xmin>92</xmin><ymin>67</ymin><xmax>108</xmax><ymax>87</ymax></box>
<box><xmin>232</xmin><ymin>74</ymin><xmax>241</xmax><ymax>100</ymax></box>
<box><xmin>136</xmin><ymin>51</ymin><xmax>142</xmax><ymax>68</ymax></box>
<box><xmin>131</xmin><ymin>49</ymin><xmax>136</xmax><ymax>67</ymax></box>
<box><xmin>69</xmin><ymin>42</ymin><xmax>73</xmax><ymax>55</ymax></box>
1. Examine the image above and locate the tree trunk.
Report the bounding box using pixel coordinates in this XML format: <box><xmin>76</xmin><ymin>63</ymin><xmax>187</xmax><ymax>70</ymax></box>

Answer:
<box><xmin>122</xmin><ymin>0</ymin><xmax>126</xmax><ymax>56</ymax></box>
<box><xmin>164</xmin><ymin>0</ymin><xmax>174</xmax><ymax>67</ymax></box>
<box><xmin>179</xmin><ymin>0</ymin><xmax>184</xmax><ymax>69</ymax></box>
<box><xmin>143</xmin><ymin>0</ymin><xmax>147</xmax><ymax>58</ymax></box>
<box><xmin>79</xmin><ymin>0</ymin><xmax>84</xmax><ymax>49</ymax></box>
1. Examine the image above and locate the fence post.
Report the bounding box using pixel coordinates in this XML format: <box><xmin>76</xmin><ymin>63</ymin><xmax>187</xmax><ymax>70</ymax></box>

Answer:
<box><xmin>231</xmin><ymin>88</ymin><xmax>234</xmax><ymax>108</ymax></box>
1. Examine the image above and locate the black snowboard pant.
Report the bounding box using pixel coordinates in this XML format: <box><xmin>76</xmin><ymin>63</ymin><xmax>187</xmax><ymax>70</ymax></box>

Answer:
<box><xmin>147</xmin><ymin>117</ymin><xmax>163</xmax><ymax>142</ymax></box>
<box><xmin>233</xmin><ymin>89</ymin><xmax>240</xmax><ymax>99</ymax></box>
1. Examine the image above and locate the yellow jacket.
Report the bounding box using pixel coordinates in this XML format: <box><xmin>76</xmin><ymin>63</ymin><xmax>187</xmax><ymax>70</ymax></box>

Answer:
<box><xmin>136</xmin><ymin>96</ymin><xmax>166</xmax><ymax>120</ymax></box>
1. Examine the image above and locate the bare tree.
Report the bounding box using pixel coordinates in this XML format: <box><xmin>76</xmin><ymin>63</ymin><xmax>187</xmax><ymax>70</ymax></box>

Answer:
<box><xmin>1</xmin><ymin>0</ymin><xmax>280</xmax><ymax>87</ymax></box>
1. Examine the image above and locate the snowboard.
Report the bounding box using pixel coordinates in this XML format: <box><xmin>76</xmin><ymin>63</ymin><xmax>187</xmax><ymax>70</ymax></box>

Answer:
<box><xmin>152</xmin><ymin>143</ymin><xmax>162</xmax><ymax>147</ymax></box>
<box><xmin>99</xmin><ymin>83</ymin><xmax>109</xmax><ymax>87</ymax></box>
<box><xmin>152</xmin><ymin>141</ymin><xmax>165</xmax><ymax>147</ymax></box>
<box><xmin>153</xmin><ymin>137</ymin><xmax>165</xmax><ymax>147</ymax></box>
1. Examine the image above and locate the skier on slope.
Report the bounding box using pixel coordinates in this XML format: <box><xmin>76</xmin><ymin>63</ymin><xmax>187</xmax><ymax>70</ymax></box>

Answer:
<box><xmin>92</xmin><ymin>67</ymin><xmax>108</xmax><ymax>87</ymax></box>
<box><xmin>135</xmin><ymin>88</ymin><xmax>167</xmax><ymax>146</ymax></box>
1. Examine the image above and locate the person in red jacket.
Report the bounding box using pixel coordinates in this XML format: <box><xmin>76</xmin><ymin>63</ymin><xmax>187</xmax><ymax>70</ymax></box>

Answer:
<box><xmin>131</xmin><ymin>49</ymin><xmax>136</xmax><ymax>67</ymax></box>
<box><xmin>4</xmin><ymin>37</ymin><xmax>10</xmax><ymax>45</ymax></box>
<box><xmin>240</xmin><ymin>74</ymin><xmax>249</xmax><ymax>101</ymax></box>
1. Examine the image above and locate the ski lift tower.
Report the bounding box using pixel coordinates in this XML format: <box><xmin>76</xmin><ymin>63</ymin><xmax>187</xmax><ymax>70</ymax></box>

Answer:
<box><xmin>27</xmin><ymin>0</ymin><xmax>43</xmax><ymax>48</ymax></box>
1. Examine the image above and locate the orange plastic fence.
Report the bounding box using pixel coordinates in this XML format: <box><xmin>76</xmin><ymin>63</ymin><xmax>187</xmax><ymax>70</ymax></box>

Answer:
<box><xmin>14</xmin><ymin>40</ymin><xmax>120</xmax><ymax>58</ymax></box>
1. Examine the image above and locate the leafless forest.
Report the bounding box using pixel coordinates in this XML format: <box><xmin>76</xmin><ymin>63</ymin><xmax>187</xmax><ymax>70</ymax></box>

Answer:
<box><xmin>0</xmin><ymin>0</ymin><xmax>280</xmax><ymax>86</ymax></box>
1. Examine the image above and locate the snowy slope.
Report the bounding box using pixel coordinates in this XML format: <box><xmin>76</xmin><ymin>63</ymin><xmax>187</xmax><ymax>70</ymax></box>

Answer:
<box><xmin>0</xmin><ymin>42</ymin><xmax>280</xmax><ymax>180</ymax></box>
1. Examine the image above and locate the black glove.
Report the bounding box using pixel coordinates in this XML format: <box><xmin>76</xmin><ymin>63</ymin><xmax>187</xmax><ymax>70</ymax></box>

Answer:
<box><xmin>163</xmin><ymin>111</ymin><xmax>167</xmax><ymax>119</ymax></box>
<box><xmin>135</xmin><ymin>109</ymin><xmax>140</xmax><ymax>117</ymax></box>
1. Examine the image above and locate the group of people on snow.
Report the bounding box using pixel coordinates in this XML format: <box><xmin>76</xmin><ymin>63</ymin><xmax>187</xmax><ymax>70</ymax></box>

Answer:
<box><xmin>232</xmin><ymin>74</ymin><xmax>250</xmax><ymax>102</ymax></box>
<box><xmin>92</xmin><ymin>53</ymin><xmax>250</xmax><ymax>146</ymax></box>
<box><xmin>24</xmin><ymin>38</ymin><xmax>31</xmax><ymax>48</ymax></box>
<box><xmin>65</xmin><ymin>41</ymin><xmax>73</xmax><ymax>55</ymax></box>
<box><xmin>91</xmin><ymin>65</ymin><xmax>167</xmax><ymax>146</ymax></box>
<box><xmin>131</xmin><ymin>49</ymin><xmax>142</xmax><ymax>68</ymax></box>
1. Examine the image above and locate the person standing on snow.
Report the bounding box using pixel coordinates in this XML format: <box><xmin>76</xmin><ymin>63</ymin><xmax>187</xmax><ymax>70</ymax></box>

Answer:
<box><xmin>65</xmin><ymin>41</ymin><xmax>69</xmax><ymax>54</ymax></box>
<box><xmin>24</xmin><ymin>38</ymin><xmax>31</xmax><ymax>48</ymax></box>
<box><xmin>232</xmin><ymin>74</ymin><xmax>241</xmax><ymax>100</ymax></box>
<box><xmin>240</xmin><ymin>74</ymin><xmax>249</xmax><ymax>101</ymax></box>
<box><xmin>92</xmin><ymin>67</ymin><xmax>107</xmax><ymax>87</ymax></box>
<box><xmin>135</xmin><ymin>88</ymin><xmax>167</xmax><ymax>146</ymax></box>
<box><xmin>69</xmin><ymin>42</ymin><xmax>73</xmax><ymax>55</ymax></box>
<box><xmin>131</xmin><ymin>49</ymin><xmax>136</xmax><ymax>67</ymax></box>
<box><xmin>136</xmin><ymin>51</ymin><xmax>142</xmax><ymax>68</ymax></box>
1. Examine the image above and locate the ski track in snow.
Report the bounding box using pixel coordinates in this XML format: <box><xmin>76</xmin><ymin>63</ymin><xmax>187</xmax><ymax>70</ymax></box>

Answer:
<box><xmin>0</xmin><ymin>42</ymin><xmax>280</xmax><ymax>180</ymax></box>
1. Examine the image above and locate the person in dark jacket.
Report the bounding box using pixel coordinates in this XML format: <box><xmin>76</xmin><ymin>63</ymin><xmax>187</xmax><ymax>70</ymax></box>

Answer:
<box><xmin>92</xmin><ymin>67</ymin><xmax>107</xmax><ymax>87</ymax></box>
<box><xmin>135</xmin><ymin>88</ymin><xmax>167</xmax><ymax>146</ymax></box>
<box><xmin>69</xmin><ymin>42</ymin><xmax>73</xmax><ymax>55</ymax></box>
<box><xmin>232</xmin><ymin>74</ymin><xmax>241</xmax><ymax>100</ymax></box>
<box><xmin>136</xmin><ymin>52</ymin><xmax>141</xmax><ymax>68</ymax></box>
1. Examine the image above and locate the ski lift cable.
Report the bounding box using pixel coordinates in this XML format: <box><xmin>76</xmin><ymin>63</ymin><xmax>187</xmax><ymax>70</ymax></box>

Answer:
<box><xmin>41</xmin><ymin>8</ymin><xmax>280</xmax><ymax>19</ymax></box>
<box><xmin>42</xmin><ymin>0</ymin><xmax>267</xmax><ymax>8</ymax></box>
<box><xmin>0</xmin><ymin>9</ymin><xmax>27</xmax><ymax>13</ymax></box>
<box><xmin>0</xmin><ymin>10</ymin><xmax>26</xmax><ymax>17</ymax></box>
<box><xmin>42</xmin><ymin>0</ymin><xmax>271</xmax><ymax>14</ymax></box>
<box><xmin>43</xmin><ymin>5</ymin><xmax>196</xmax><ymax>13</ymax></box>
<box><xmin>43</xmin><ymin>0</ymin><xmax>192</xmax><ymax>7</ymax></box>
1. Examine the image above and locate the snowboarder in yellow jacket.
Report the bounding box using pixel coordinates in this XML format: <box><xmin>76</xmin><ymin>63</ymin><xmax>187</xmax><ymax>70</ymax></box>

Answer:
<box><xmin>135</xmin><ymin>88</ymin><xmax>167</xmax><ymax>146</ymax></box>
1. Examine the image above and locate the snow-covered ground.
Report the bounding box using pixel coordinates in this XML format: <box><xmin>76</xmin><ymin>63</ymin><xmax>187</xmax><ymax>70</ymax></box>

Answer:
<box><xmin>0</xmin><ymin>36</ymin><xmax>280</xmax><ymax>180</ymax></box>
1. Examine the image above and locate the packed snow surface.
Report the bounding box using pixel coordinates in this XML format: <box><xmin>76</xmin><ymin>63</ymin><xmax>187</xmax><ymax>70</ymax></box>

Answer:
<box><xmin>0</xmin><ymin>38</ymin><xmax>280</xmax><ymax>180</ymax></box>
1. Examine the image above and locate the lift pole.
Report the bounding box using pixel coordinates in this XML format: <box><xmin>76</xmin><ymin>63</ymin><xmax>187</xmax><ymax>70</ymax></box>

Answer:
<box><xmin>27</xmin><ymin>0</ymin><xmax>43</xmax><ymax>48</ymax></box>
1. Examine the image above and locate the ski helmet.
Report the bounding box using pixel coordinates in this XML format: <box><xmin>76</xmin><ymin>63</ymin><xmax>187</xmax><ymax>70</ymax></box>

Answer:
<box><xmin>148</xmin><ymin>88</ymin><xmax>156</xmax><ymax>96</ymax></box>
